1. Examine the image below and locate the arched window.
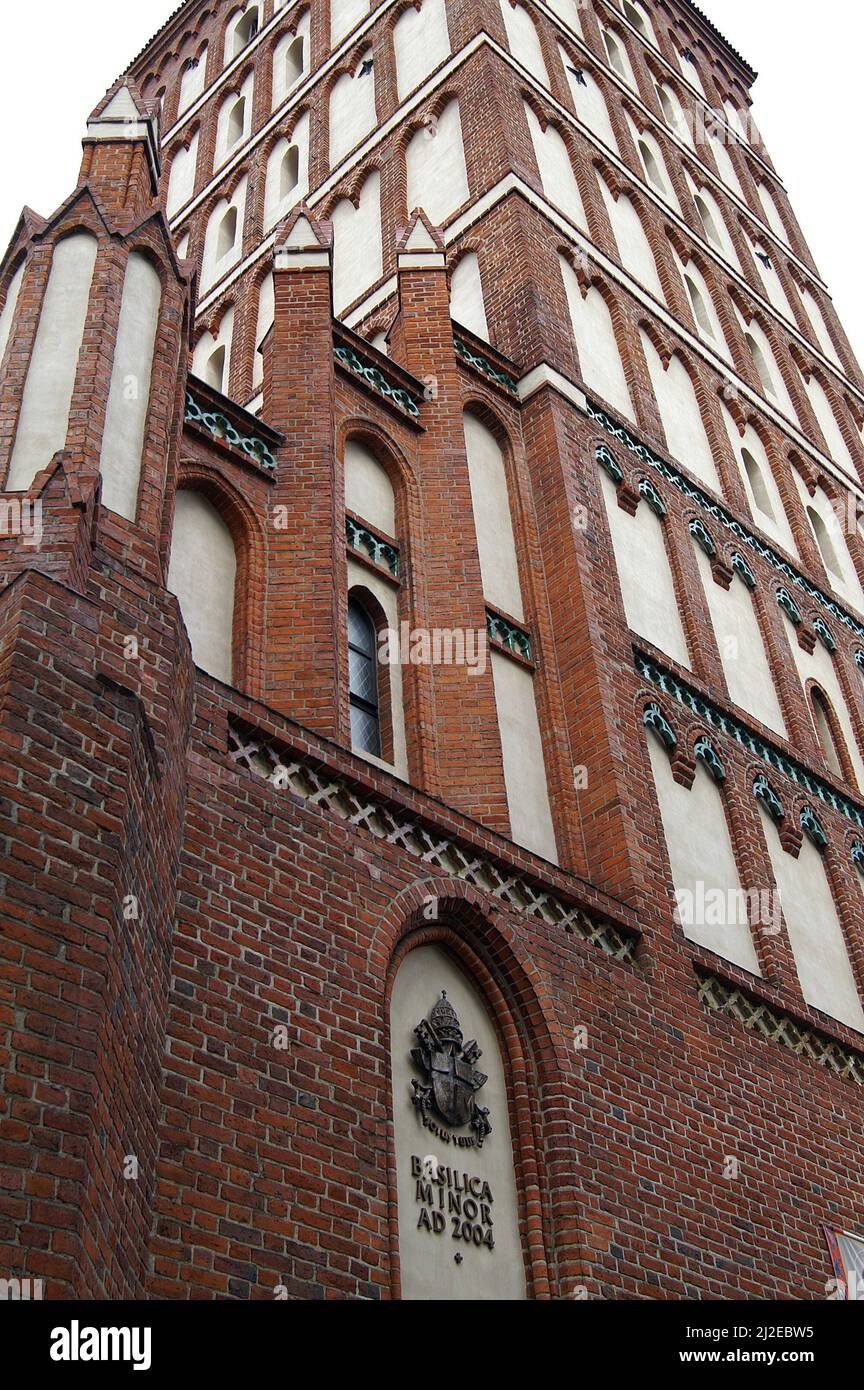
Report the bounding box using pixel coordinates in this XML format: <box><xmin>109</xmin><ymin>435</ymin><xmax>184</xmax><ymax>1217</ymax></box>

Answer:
<box><xmin>602</xmin><ymin>28</ymin><xmax>632</xmax><ymax>85</ymax></box>
<box><xmin>623</xmin><ymin>0</ymin><xmax>652</xmax><ymax>40</ymax></box>
<box><xmin>280</xmin><ymin>144</ymin><xmax>299</xmax><ymax>201</ymax></box>
<box><xmin>638</xmin><ymin>138</ymin><xmax>666</xmax><ymax>195</ymax></box>
<box><xmin>272</xmin><ymin>19</ymin><xmax>309</xmax><ymax>107</ymax></box>
<box><xmin>795</xmin><ymin>476</ymin><xmax>864</xmax><ymax>613</ymax></box>
<box><xmin>656</xmin><ymin>83</ymin><xmax>692</xmax><ymax>145</ymax></box>
<box><xmin>264</xmin><ymin>119</ymin><xmax>308</xmax><ymax>230</ymax></box>
<box><xmin>217</xmin><ymin>205</ymin><xmax>238</xmax><ymax>261</ymax></box>
<box><xmin>229</xmin><ymin>6</ymin><xmax>259</xmax><ymax>59</ymax></box>
<box><xmin>679</xmin><ymin>261</ymin><xmax>729</xmax><ymax>359</ymax></box>
<box><xmin>811</xmin><ymin>685</ymin><xmax>845</xmax><ymax>780</ymax></box>
<box><xmin>284</xmin><ymin>35</ymin><xmax>304</xmax><ymax>88</ymax></box>
<box><xmin>741</xmin><ymin>447</ymin><xmax>776</xmax><ymax>521</ymax></box>
<box><xmin>694</xmin><ymin>192</ymin><xmax>722</xmax><ymax>249</ymax></box>
<box><xmin>192</xmin><ymin>306</ymin><xmax>234</xmax><ymax>392</ymax></box>
<box><xmin>167</xmin><ymin>490</ymin><xmax>237</xmax><ymax>684</ymax></box>
<box><xmin>201</xmin><ymin>181</ymin><xmax>247</xmax><ymax>290</ymax></box>
<box><xmin>684</xmin><ymin>271</ymin><xmax>714</xmax><ymax>340</ymax></box>
<box><xmin>228</xmin><ymin>95</ymin><xmax>246</xmax><ymax>148</ymax></box>
<box><xmin>720</xmin><ymin>411</ymin><xmax>798</xmax><ymax>555</ymax></box>
<box><xmin>745</xmin><ymin>329</ymin><xmax>777</xmax><ymax>400</ymax></box>
<box><xmin>344</xmin><ymin>442</ymin><xmax>407</xmax><ymax>774</ymax></box>
<box><xmin>808</xmin><ymin>505</ymin><xmax>844</xmax><ymax>579</ymax></box>
<box><xmin>204</xmin><ymin>345</ymin><xmax>226</xmax><ymax>391</ymax></box>
<box><xmin>348</xmin><ymin>596</ymin><xmax>381</xmax><ymax>756</ymax></box>
<box><xmin>216</xmin><ymin>79</ymin><xmax>253</xmax><ymax>164</ymax></box>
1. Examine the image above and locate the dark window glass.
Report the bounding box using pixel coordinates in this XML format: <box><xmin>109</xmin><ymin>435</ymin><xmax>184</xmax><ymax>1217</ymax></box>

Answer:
<box><xmin>348</xmin><ymin>598</ymin><xmax>381</xmax><ymax>756</ymax></box>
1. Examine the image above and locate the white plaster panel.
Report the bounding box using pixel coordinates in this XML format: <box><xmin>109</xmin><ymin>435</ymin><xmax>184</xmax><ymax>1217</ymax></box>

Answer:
<box><xmin>329</xmin><ymin>57</ymin><xmax>377</xmax><ymax>167</ymax></box>
<box><xmin>561</xmin><ymin>257</ymin><xmax>634</xmax><ymax>421</ymax></box>
<box><xmin>394</xmin><ymin>0</ymin><xmax>451</xmax><ymax>100</ymax></box>
<box><xmin>600</xmin><ymin>180</ymin><xmax>663</xmax><ymax>301</ymax></box>
<box><xmin>641</xmin><ymin>334</ymin><xmax>720</xmax><ymax>493</ymax></box>
<box><xmin>449</xmin><ymin>252</ymin><xmax>488</xmax><ymax>340</ymax></box>
<box><xmin>345</xmin><ymin>438</ymin><xmax>396</xmax><ymax>536</ymax></box>
<box><xmin>390</xmin><ymin>945</ymin><xmax>527</xmax><ymax>1300</ymax></box>
<box><xmin>406</xmin><ymin>100</ymin><xmax>470</xmax><ymax>227</ymax></box>
<box><xmin>600</xmin><ymin>469</ymin><xmax>691</xmax><ymax>667</ymax></box>
<box><xmin>694</xmin><ymin>547</ymin><xmax>786</xmax><ymax>736</ymax></box>
<box><xmin>332</xmin><ymin>170</ymin><xmax>382</xmax><ymax>314</ymax></box>
<box><xmin>760</xmin><ymin>807</ymin><xmax>864</xmax><ymax>1033</ymax></box>
<box><xmin>500</xmin><ymin>2</ymin><xmax>549</xmax><ymax>86</ymax></box>
<box><xmin>647</xmin><ymin>738</ymin><xmax>761</xmax><ymax>973</ymax></box>
<box><xmin>525</xmin><ymin>104</ymin><xmax>585</xmax><ymax>229</ymax></box>
<box><xmin>7</xmin><ymin>233</ymin><xmax>97</xmax><ymax>491</ymax></box>
<box><xmin>99</xmin><ymin>253</ymin><xmax>162</xmax><ymax>520</ymax></box>
<box><xmin>463</xmin><ymin>413</ymin><xmax>523</xmax><ymax>619</ymax></box>
<box><xmin>490</xmin><ymin>651</ymin><xmax>558</xmax><ymax>863</ymax></box>
<box><xmin>167</xmin><ymin>489</ymin><xmax>237</xmax><ymax>682</ymax></box>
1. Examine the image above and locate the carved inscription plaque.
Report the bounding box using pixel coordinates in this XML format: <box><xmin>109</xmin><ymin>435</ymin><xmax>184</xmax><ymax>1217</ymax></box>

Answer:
<box><xmin>390</xmin><ymin>945</ymin><xmax>527</xmax><ymax>1300</ymax></box>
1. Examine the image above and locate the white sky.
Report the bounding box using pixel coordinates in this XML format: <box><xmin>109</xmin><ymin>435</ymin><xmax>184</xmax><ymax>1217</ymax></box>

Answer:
<box><xmin>2</xmin><ymin>1</ymin><xmax>863</xmax><ymax>361</ymax></box>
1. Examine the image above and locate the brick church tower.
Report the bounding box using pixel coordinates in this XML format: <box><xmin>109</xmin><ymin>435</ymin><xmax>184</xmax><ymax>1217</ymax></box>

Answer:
<box><xmin>2</xmin><ymin>0</ymin><xmax>864</xmax><ymax>1300</ymax></box>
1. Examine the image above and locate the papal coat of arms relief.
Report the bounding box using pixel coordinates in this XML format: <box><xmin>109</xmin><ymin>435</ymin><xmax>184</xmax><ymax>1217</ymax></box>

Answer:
<box><xmin>410</xmin><ymin>991</ymin><xmax>492</xmax><ymax>1146</ymax></box>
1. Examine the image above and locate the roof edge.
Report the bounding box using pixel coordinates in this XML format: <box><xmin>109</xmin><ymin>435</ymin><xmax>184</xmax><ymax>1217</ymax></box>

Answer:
<box><xmin>123</xmin><ymin>1</ymin><xmax>759</xmax><ymax>89</ymax></box>
<box><xmin>125</xmin><ymin>0</ymin><xmax>199</xmax><ymax>75</ymax></box>
<box><xmin>682</xmin><ymin>1</ymin><xmax>758</xmax><ymax>83</ymax></box>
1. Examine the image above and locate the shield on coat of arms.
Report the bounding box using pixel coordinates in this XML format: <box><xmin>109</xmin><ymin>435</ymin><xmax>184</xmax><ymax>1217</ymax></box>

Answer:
<box><xmin>410</xmin><ymin>991</ymin><xmax>492</xmax><ymax>1144</ymax></box>
<box><xmin>431</xmin><ymin>1050</ymin><xmax>477</xmax><ymax>1128</ymax></box>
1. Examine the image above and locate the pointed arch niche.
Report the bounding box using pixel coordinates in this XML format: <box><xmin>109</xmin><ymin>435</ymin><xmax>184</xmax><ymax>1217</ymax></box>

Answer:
<box><xmin>388</xmin><ymin>939</ymin><xmax>529</xmax><ymax>1300</ymax></box>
